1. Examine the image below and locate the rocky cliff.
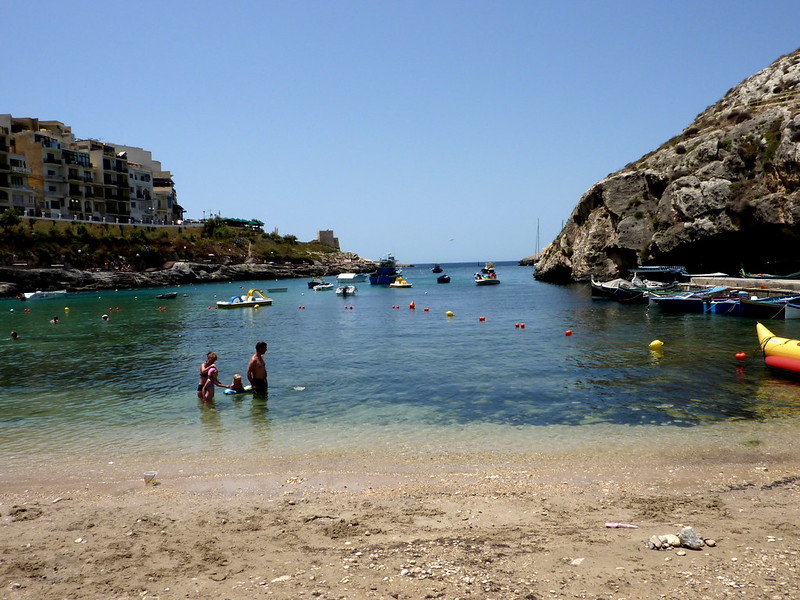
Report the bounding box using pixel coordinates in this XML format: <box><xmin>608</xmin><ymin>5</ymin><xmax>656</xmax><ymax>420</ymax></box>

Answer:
<box><xmin>535</xmin><ymin>48</ymin><xmax>800</xmax><ymax>283</ymax></box>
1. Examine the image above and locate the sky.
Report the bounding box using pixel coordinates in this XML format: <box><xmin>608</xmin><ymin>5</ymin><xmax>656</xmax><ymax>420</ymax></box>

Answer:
<box><xmin>4</xmin><ymin>1</ymin><xmax>800</xmax><ymax>263</ymax></box>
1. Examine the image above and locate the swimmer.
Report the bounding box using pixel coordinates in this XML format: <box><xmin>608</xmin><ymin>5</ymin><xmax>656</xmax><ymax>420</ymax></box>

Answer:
<box><xmin>102</xmin><ymin>314</ymin><xmax>109</xmax><ymax>321</ymax></box>
<box><xmin>197</xmin><ymin>351</ymin><xmax>229</xmax><ymax>402</ymax></box>
<box><xmin>50</xmin><ymin>315</ymin><xmax>59</xmax><ymax>324</ymax></box>
<box><xmin>247</xmin><ymin>341</ymin><xmax>268</xmax><ymax>396</ymax></box>
<box><xmin>10</xmin><ymin>330</ymin><xmax>18</xmax><ymax>340</ymax></box>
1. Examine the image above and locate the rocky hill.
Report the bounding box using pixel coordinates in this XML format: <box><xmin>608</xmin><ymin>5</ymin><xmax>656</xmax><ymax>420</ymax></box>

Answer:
<box><xmin>535</xmin><ymin>48</ymin><xmax>800</xmax><ymax>283</ymax></box>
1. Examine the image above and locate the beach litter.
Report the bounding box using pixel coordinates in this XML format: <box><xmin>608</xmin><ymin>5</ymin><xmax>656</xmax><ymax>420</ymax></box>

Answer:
<box><xmin>143</xmin><ymin>471</ymin><xmax>158</xmax><ymax>486</ymax></box>
<box><xmin>605</xmin><ymin>522</ymin><xmax>638</xmax><ymax>528</ymax></box>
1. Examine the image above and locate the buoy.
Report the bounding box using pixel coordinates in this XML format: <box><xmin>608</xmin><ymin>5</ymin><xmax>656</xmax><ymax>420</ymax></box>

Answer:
<box><xmin>64</xmin><ymin>307</ymin><xmax>70</xmax><ymax>312</ymax></box>
<box><xmin>565</xmin><ymin>329</ymin><xmax>572</xmax><ymax>336</ymax></box>
<box><xmin>515</xmin><ymin>323</ymin><xmax>520</xmax><ymax>328</ymax></box>
<box><xmin>649</xmin><ymin>340</ymin><xmax>664</xmax><ymax>349</ymax></box>
<box><xmin>423</xmin><ymin>307</ymin><xmax>429</xmax><ymax>312</ymax></box>
<box><xmin>735</xmin><ymin>351</ymin><xmax>747</xmax><ymax>361</ymax></box>
<box><xmin>409</xmin><ymin>301</ymin><xmax>415</xmax><ymax>309</ymax></box>
<box><xmin>446</xmin><ymin>310</ymin><xmax>454</xmax><ymax>317</ymax></box>
<box><xmin>254</xmin><ymin>304</ymin><xmax>260</xmax><ymax>309</ymax></box>
<box><xmin>479</xmin><ymin>316</ymin><xmax>486</xmax><ymax>322</ymax></box>
<box><xmin>520</xmin><ymin>323</ymin><xmax>526</xmax><ymax>329</ymax></box>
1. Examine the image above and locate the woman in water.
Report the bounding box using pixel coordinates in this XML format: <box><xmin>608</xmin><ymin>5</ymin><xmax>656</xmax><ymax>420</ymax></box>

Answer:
<box><xmin>197</xmin><ymin>352</ymin><xmax>229</xmax><ymax>402</ymax></box>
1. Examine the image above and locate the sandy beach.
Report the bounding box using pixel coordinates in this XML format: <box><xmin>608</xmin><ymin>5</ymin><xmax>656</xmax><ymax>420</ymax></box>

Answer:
<box><xmin>2</xmin><ymin>433</ymin><xmax>800</xmax><ymax>600</ymax></box>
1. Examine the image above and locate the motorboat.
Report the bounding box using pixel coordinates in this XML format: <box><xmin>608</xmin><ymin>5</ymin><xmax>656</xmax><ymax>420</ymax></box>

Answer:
<box><xmin>22</xmin><ymin>289</ymin><xmax>67</xmax><ymax>300</ymax></box>
<box><xmin>757</xmin><ymin>322</ymin><xmax>800</xmax><ymax>375</ymax></box>
<box><xmin>389</xmin><ymin>276</ymin><xmax>412</xmax><ymax>288</ymax></box>
<box><xmin>369</xmin><ymin>254</ymin><xmax>401</xmax><ymax>285</ymax></box>
<box><xmin>216</xmin><ymin>288</ymin><xmax>273</xmax><ymax>309</ymax></box>
<box><xmin>313</xmin><ymin>282</ymin><xmax>334</xmax><ymax>291</ymax></box>
<box><xmin>307</xmin><ymin>277</ymin><xmax>327</xmax><ymax>289</ymax></box>
<box><xmin>437</xmin><ymin>274</ymin><xmax>451</xmax><ymax>284</ymax></box>
<box><xmin>649</xmin><ymin>286</ymin><xmax>730</xmax><ymax>313</ymax></box>
<box><xmin>155</xmin><ymin>291</ymin><xmax>178</xmax><ymax>299</ymax></box>
<box><xmin>431</xmin><ymin>264</ymin><xmax>443</xmax><ymax>273</ymax></box>
<box><xmin>591</xmin><ymin>276</ymin><xmax>678</xmax><ymax>303</ymax></box>
<box><xmin>475</xmin><ymin>263</ymin><xmax>500</xmax><ymax>286</ymax></box>
<box><xmin>336</xmin><ymin>272</ymin><xmax>367</xmax><ymax>282</ymax></box>
<box><xmin>267</xmin><ymin>287</ymin><xmax>288</xmax><ymax>293</ymax></box>
<box><xmin>336</xmin><ymin>285</ymin><xmax>357</xmax><ymax>296</ymax></box>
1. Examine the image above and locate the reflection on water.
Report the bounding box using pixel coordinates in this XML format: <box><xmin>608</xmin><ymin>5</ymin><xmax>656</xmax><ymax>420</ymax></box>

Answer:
<box><xmin>3</xmin><ymin>263</ymin><xmax>800</xmax><ymax>465</ymax></box>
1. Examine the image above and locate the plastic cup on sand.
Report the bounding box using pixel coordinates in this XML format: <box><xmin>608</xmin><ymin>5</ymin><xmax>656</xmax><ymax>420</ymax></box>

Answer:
<box><xmin>143</xmin><ymin>471</ymin><xmax>157</xmax><ymax>485</ymax></box>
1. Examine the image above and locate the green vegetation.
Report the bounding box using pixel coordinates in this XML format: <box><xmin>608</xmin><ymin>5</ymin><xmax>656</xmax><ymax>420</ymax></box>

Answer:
<box><xmin>0</xmin><ymin>210</ymin><xmax>338</xmax><ymax>269</ymax></box>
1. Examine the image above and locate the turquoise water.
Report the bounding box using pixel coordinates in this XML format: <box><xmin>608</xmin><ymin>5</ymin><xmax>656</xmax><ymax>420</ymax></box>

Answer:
<box><xmin>2</xmin><ymin>261</ymin><xmax>800</xmax><ymax>468</ymax></box>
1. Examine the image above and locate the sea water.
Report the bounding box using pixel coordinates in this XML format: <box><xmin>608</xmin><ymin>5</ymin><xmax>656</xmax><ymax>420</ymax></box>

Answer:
<box><xmin>2</xmin><ymin>261</ymin><xmax>800</xmax><ymax>471</ymax></box>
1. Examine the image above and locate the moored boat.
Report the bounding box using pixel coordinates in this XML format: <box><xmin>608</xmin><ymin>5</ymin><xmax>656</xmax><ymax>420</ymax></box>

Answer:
<box><xmin>155</xmin><ymin>291</ymin><xmax>178</xmax><ymax>299</ymax></box>
<box><xmin>216</xmin><ymin>288</ymin><xmax>273</xmax><ymax>309</ymax></box>
<box><xmin>437</xmin><ymin>274</ymin><xmax>451</xmax><ymax>284</ymax></box>
<box><xmin>737</xmin><ymin>295</ymin><xmax>800</xmax><ymax>319</ymax></box>
<box><xmin>369</xmin><ymin>254</ymin><xmax>401</xmax><ymax>285</ymax></box>
<box><xmin>475</xmin><ymin>262</ymin><xmax>500</xmax><ymax>286</ymax></box>
<box><xmin>307</xmin><ymin>277</ymin><xmax>327</xmax><ymax>289</ymax></box>
<box><xmin>757</xmin><ymin>322</ymin><xmax>800</xmax><ymax>375</ymax></box>
<box><xmin>336</xmin><ymin>272</ymin><xmax>367</xmax><ymax>283</ymax></box>
<box><xmin>22</xmin><ymin>289</ymin><xmax>68</xmax><ymax>300</ymax></box>
<box><xmin>431</xmin><ymin>264</ymin><xmax>443</xmax><ymax>273</ymax></box>
<box><xmin>389</xmin><ymin>276</ymin><xmax>412</xmax><ymax>288</ymax></box>
<box><xmin>313</xmin><ymin>282</ymin><xmax>334</xmax><ymax>291</ymax></box>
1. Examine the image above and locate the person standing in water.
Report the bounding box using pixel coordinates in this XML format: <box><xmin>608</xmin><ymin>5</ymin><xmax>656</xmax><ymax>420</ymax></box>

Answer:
<box><xmin>198</xmin><ymin>351</ymin><xmax>229</xmax><ymax>402</ymax></box>
<box><xmin>247</xmin><ymin>341</ymin><xmax>268</xmax><ymax>396</ymax></box>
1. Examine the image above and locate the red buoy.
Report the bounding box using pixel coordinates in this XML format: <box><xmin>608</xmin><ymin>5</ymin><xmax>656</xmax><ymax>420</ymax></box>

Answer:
<box><xmin>565</xmin><ymin>329</ymin><xmax>573</xmax><ymax>336</ymax></box>
<box><xmin>735</xmin><ymin>351</ymin><xmax>747</xmax><ymax>361</ymax></box>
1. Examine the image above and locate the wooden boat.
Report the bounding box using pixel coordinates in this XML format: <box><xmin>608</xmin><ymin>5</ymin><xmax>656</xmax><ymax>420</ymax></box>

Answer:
<box><xmin>155</xmin><ymin>291</ymin><xmax>178</xmax><ymax>299</ymax></box>
<box><xmin>757</xmin><ymin>322</ymin><xmax>800</xmax><ymax>375</ymax></box>
<box><xmin>369</xmin><ymin>254</ymin><xmax>401</xmax><ymax>285</ymax></box>
<box><xmin>785</xmin><ymin>302</ymin><xmax>800</xmax><ymax>320</ymax></box>
<box><xmin>649</xmin><ymin>286</ymin><xmax>730</xmax><ymax>313</ymax></box>
<box><xmin>216</xmin><ymin>288</ymin><xmax>272</xmax><ymax>309</ymax></box>
<box><xmin>738</xmin><ymin>295</ymin><xmax>800</xmax><ymax>319</ymax></box>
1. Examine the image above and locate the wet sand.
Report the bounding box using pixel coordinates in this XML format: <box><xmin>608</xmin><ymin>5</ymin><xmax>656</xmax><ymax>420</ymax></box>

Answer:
<box><xmin>2</xmin><ymin>427</ymin><xmax>800</xmax><ymax>600</ymax></box>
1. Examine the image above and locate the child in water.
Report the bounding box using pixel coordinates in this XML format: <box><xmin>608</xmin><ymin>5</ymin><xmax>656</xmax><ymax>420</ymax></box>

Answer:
<box><xmin>229</xmin><ymin>374</ymin><xmax>246</xmax><ymax>393</ymax></box>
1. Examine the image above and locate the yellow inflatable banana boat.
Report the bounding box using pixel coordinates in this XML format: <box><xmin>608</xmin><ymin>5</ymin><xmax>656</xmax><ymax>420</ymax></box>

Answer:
<box><xmin>756</xmin><ymin>322</ymin><xmax>800</xmax><ymax>374</ymax></box>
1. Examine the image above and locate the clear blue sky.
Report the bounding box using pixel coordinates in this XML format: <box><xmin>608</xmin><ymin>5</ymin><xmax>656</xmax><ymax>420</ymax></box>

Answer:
<box><xmin>4</xmin><ymin>1</ymin><xmax>800</xmax><ymax>263</ymax></box>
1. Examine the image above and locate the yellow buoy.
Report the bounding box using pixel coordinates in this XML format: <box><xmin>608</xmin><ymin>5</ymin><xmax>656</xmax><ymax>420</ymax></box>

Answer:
<box><xmin>446</xmin><ymin>310</ymin><xmax>455</xmax><ymax>317</ymax></box>
<box><xmin>649</xmin><ymin>340</ymin><xmax>664</xmax><ymax>349</ymax></box>
<box><xmin>64</xmin><ymin>307</ymin><xmax>70</xmax><ymax>312</ymax></box>
<box><xmin>254</xmin><ymin>304</ymin><xmax>260</xmax><ymax>309</ymax></box>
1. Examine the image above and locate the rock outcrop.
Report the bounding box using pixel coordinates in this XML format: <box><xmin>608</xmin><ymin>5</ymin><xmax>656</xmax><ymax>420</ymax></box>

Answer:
<box><xmin>0</xmin><ymin>259</ymin><xmax>374</xmax><ymax>297</ymax></box>
<box><xmin>535</xmin><ymin>48</ymin><xmax>800</xmax><ymax>283</ymax></box>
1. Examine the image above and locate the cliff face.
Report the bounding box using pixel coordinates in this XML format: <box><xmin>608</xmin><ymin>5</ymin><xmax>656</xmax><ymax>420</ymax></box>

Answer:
<box><xmin>535</xmin><ymin>48</ymin><xmax>800</xmax><ymax>282</ymax></box>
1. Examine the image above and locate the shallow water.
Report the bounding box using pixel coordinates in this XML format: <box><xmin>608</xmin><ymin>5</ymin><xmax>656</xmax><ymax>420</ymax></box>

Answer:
<box><xmin>2</xmin><ymin>261</ymin><xmax>799</xmax><ymax>470</ymax></box>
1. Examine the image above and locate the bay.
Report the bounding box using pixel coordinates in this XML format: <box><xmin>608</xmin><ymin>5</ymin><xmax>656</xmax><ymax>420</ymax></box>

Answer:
<box><xmin>2</xmin><ymin>261</ymin><xmax>799</xmax><ymax>470</ymax></box>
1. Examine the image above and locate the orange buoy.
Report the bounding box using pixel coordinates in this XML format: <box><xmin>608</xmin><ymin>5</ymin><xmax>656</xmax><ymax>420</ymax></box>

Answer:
<box><xmin>735</xmin><ymin>351</ymin><xmax>747</xmax><ymax>361</ymax></box>
<box><xmin>520</xmin><ymin>323</ymin><xmax>526</xmax><ymax>329</ymax></box>
<box><xmin>479</xmin><ymin>316</ymin><xmax>486</xmax><ymax>322</ymax></box>
<box><xmin>565</xmin><ymin>329</ymin><xmax>573</xmax><ymax>336</ymax></box>
<box><xmin>423</xmin><ymin>307</ymin><xmax>429</xmax><ymax>312</ymax></box>
<box><xmin>409</xmin><ymin>301</ymin><xmax>415</xmax><ymax>309</ymax></box>
<box><xmin>515</xmin><ymin>323</ymin><xmax>520</xmax><ymax>328</ymax></box>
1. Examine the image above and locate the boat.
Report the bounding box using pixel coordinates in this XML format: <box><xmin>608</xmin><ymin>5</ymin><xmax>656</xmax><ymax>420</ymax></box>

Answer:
<box><xmin>307</xmin><ymin>277</ymin><xmax>327</xmax><ymax>289</ymax></box>
<box><xmin>389</xmin><ymin>276</ymin><xmax>413</xmax><ymax>288</ymax></box>
<box><xmin>313</xmin><ymin>282</ymin><xmax>334</xmax><ymax>291</ymax></box>
<box><xmin>215</xmin><ymin>288</ymin><xmax>273</xmax><ymax>309</ymax></box>
<box><xmin>431</xmin><ymin>264</ymin><xmax>443</xmax><ymax>273</ymax></box>
<box><xmin>591</xmin><ymin>276</ymin><xmax>678</xmax><ymax>303</ymax></box>
<box><xmin>437</xmin><ymin>274</ymin><xmax>451</xmax><ymax>284</ymax></box>
<box><xmin>757</xmin><ymin>322</ymin><xmax>800</xmax><ymax>375</ymax></box>
<box><xmin>267</xmin><ymin>287</ymin><xmax>288</xmax><ymax>293</ymax></box>
<box><xmin>155</xmin><ymin>291</ymin><xmax>178</xmax><ymax>299</ymax></box>
<box><xmin>740</xmin><ymin>267</ymin><xmax>800</xmax><ymax>279</ymax></box>
<box><xmin>649</xmin><ymin>286</ymin><xmax>730</xmax><ymax>313</ymax></box>
<box><xmin>737</xmin><ymin>295</ymin><xmax>800</xmax><ymax>319</ymax></box>
<box><xmin>475</xmin><ymin>263</ymin><xmax>500</xmax><ymax>286</ymax></box>
<box><xmin>336</xmin><ymin>272</ymin><xmax>367</xmax><ymax>282</ymax></box>
<box><xmin>785</xmin><ymin>302</ymin><xmax>800</xmax><ymax>320</ymax></box>
<box><xmin>369</xmin><ymin>254</ymin><xmax>401</xmax><ymax>285</ymax></box>
<box><xmin>335</xmin><ymin>285</ymin><xmax>357</xmax><ymax>296</ymax></box>
<box><xmin>21</xmin><ymin>289</ymin><xmax>67</xmax><ymax>300</ymax></box>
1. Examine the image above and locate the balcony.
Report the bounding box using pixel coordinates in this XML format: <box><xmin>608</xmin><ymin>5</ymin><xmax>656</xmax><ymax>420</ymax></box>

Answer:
<box><xmin>11</xmin><ymin>166</ymin><xmax>31</xmax><ymax>175</ymax></box>
<box><xmin>44</xmin><ymin>157</ymin><xmax>63</xmax><ymax>165</ymax></box>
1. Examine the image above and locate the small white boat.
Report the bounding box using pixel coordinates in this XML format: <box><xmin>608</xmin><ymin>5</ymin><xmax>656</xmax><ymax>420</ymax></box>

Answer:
<box><xmin>389</xmin><ymin>276</ymin><xmax>413</xmax><ymax>288</ymax></box>
<box><xmin>336</xmin><ymin>272</ymin><xmax>367</xmax><ymax>282</ymax></box>
<box><xmin>336</xmin><ymin>285</ymin><xmax>358</xmax><ymax>296</ymax></box>
<box><xmin>474</xmin><ymin>263</ymin><xmax>500</xmax><ymax>286</ymax></box>
<box><xmin>313</xmin><ymin>282</ymin><xmax>334</xmax><ymax>291</ymax></box>
<box><xmin>216</xmin><ymin>288</ymin><xmax>273</xmax><ymax>309</ymax></box>
<box><xmin>22</xmin><ymin>289</ymin><xmax>68</xmax><ymax>300</ymax></box>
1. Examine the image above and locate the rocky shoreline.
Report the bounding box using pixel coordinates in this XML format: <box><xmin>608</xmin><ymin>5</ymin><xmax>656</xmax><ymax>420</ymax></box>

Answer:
<box><xmin>0</xmin><ymin>259</ymin><xmax>375</xmax><ymax>297</ymax></box>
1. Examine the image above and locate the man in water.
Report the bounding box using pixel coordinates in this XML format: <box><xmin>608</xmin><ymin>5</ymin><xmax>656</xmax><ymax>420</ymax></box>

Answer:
<box><xmin>247</xmin><ymin>341</ymin><xmax>268</xmax><ymax>396</ymax></box>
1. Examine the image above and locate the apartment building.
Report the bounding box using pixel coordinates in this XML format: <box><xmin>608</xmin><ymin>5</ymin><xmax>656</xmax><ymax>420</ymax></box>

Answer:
<box><xmin>0</xmin><ymin>114</ymin><xmax>182</xmax><ymax>225</ymax></box>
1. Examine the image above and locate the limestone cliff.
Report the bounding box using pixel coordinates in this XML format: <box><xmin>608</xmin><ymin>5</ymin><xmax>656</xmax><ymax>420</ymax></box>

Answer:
<box><xmin>535</xmin><ymin>48</ymin><xmax>800</xmax><ymax>283</ymax></box>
